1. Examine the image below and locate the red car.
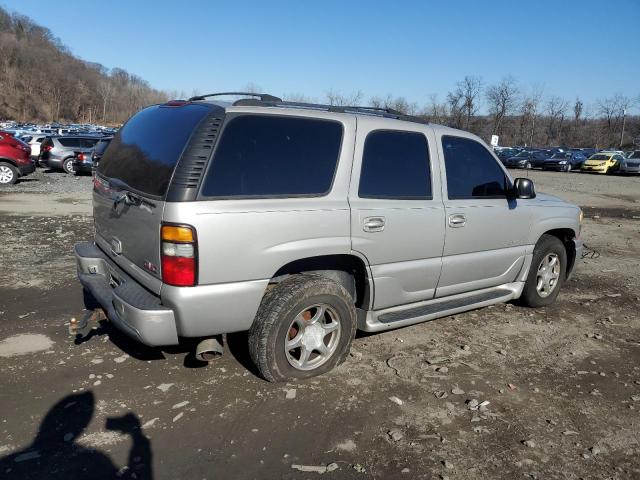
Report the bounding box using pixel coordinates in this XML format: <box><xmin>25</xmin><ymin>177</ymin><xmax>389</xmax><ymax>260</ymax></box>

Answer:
<box><xmin>0</xmin><ymin>131</ymin><xmax>34</xmax><ymax>184</ymax></box>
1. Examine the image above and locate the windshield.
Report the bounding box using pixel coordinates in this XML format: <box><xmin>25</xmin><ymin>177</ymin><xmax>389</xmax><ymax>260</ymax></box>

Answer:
<box><xmin>550</xmin><ymin>153</ymin><xmax>566</xmax><ymax>159</ymax></box>
<box><xmin>514</xmin><ymin>152</ymin><xmax>530</xmax><ymax>157</ymax></box>
<box><xmin>589</xmin><ymin>154</ymin><xmax>610</xmax><ymax>160</ymax></box>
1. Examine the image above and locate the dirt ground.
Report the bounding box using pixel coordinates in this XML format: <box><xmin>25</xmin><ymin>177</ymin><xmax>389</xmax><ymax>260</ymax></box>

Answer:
<box><xmin>0</xmin><ymin>169</ymin><xmax>639</xmax><ymax>480</ymax></box>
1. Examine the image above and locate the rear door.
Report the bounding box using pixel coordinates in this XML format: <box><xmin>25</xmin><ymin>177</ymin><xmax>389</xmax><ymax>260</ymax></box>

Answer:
<box><xmin>349</xmin><ymin>118</ymin><xmax>445</xmax><ymax>310</ymax></box>
<box><xmin>94</xmin><ymin>103</ymin><xmax>213</xmax><ymax>293</ymax></box>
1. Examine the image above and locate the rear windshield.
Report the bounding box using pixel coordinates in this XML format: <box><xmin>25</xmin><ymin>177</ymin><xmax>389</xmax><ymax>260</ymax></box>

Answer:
<box><xmin>200</xmin><ymin>115</ymin><xmax>343</xmax><ymax>198</ymax></box>
<box><xmin>98</xmin><ymin>104</ymin><xmax>210</xmax><ymax>197</ymax></box>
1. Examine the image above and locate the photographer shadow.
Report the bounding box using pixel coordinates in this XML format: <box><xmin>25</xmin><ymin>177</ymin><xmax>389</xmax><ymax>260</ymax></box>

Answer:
<box><xmin>0</xmin><ymin>391</ymin><xmax>153</xmax><ymax>480</ymax></box>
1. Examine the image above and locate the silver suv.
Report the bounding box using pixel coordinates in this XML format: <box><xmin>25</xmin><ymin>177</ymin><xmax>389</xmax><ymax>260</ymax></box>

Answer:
<box><xmin>75</xmin><ymin>93</ymin><xmax>583</xmax><ymax>382</ymax></box>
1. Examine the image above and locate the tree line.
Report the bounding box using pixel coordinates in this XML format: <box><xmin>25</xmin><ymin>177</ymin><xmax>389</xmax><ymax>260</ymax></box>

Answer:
<box><xmin>1</xmin><ymin>6</ymin><xmax>638</xmax><ymax>148</ymax></box>
<box><xmin>0</xmin><ymin>6</ymin><xmax>167</xmax><ymax>125</ymax></box>
<box><xmin>314</xmin><ymin>78</ymin><xmax>639</xmax><ymax>149</ymax></box>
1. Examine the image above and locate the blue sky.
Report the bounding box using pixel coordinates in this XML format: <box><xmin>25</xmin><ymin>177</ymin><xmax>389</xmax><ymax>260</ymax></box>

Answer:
<box><xmin>3</xmin><ymin>0</ymin><xmax>640</xmax><ymax>112</ymax></box>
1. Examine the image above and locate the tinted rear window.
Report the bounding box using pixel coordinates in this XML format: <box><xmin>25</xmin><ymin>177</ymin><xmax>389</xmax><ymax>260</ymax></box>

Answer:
<box><xmin>201</xmin><ymin>115</ymin><xmax>343</xmax><ymax>197</ymax></box>
<box><xmin>95</xmin><ymin>140</ymin><xmax>111</xmax><ymax>154</ymax></box>
<box><xmin>98</xmin><ymin>104</ymin><xmax>210</xmax><ymax>197</ymax></box>
<box><xmin>58</xmin><ymin>137</ymin><xmax>81</xmax><ymax>147</ymax></box>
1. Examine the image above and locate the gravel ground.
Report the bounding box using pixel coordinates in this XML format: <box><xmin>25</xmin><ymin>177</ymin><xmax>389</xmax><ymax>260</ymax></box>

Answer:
<box><xmin>0</xmin><ymin>169</ymin><xmax>639</xmax><ymax>479</ymax></box>
<box><xmin>6</xmin><ymin>166</ymin><xmax>93</xmax><ymax>194</ymax></box>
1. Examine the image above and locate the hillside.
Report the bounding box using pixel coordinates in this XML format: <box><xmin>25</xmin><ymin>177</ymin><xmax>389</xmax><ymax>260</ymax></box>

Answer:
<box><xmin>0</xmin><ymin>6</ymin><xmax>167</xmax><ymax>124</ymax></box>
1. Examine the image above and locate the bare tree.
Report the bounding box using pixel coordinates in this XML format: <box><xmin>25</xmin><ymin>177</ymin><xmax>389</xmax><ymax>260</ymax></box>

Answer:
<box><xmin>97</xmin><ymin>80</ymin><xmax>114</xmax><ymax>121</ymax></box>
<box><xmin>485</xmin><ymin>76</ymin><xmax>519</xmax><ymax>136</ymax></box>
<box><xmin>326</xmin><ymin>89</ymin><xmax>363</xmax><ymax>106</ymax></box>
<box><xmin>545</xmin><ymin>96</ymin><xmax>568</xmax><ymax>144</ymax></box>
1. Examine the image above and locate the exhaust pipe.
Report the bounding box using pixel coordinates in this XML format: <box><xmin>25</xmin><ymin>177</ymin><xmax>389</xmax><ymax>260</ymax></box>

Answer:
<box><xmin>195</xmin><ymin>337</ymin><xmax>224</xmax><ymax>362</ymax></box>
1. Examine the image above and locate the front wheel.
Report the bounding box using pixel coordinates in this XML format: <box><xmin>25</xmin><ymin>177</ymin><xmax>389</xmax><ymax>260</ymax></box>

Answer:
<box><xmin>564</xmin><ymin>164</ymin><xmax>572</xmax><ymax>172</ymax></box>
<box><xmin>525</xmin><ymin>161</ymin><xmax>532</xmax><ymax>170</ymax></box>
<box><xmin>519</xmin><ymin>234</ymin><xmax>567</xmax><ymax>307</ymax></box>
<box><xmin>248</xmin><ymin>274</ymin><xmax>356</xmax><ymax>382</ymax></box>
<box><xmin>0</xmin><ymin>162</ymin><xmax>18</xmax><ymax>185</ymax></box>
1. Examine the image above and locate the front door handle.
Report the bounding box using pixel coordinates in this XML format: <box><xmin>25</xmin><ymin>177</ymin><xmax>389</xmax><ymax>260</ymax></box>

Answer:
<box><xmin>363</xmin><ymin>216</ymin><xmax>386</xmax><ymax>232</ymax></box>
<box><xmin>448</xmin><ymin>214</ymin><xmax>467</xmax><ymax>228</ymax></box>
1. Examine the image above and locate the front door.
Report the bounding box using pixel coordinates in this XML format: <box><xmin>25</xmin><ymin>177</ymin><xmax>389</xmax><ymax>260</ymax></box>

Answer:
<box><xmin>349</xmin><ymin>118</ymin><xmax>446</xmax><ymax>310</ymax></box>
<box><xmin>435</xmin><ymin>134</ymin><xmax>530</xmax><ymax>298</ymax></box>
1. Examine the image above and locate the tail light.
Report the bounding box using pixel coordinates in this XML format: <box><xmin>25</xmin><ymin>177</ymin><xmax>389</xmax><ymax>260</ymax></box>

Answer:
<box><xmin>161</xmin><ymin>224</ymin><xmax>197</xmax><ymax>286</ymax></box>
<box><xmin>43</xmin><ymin>145</ymin><xmax>53</xmax><ymax>152</ymax></box>
<box><xmin>77</xmin><ymin>153</ymin><xmax>85</xmax><ymax>161</ymax></box>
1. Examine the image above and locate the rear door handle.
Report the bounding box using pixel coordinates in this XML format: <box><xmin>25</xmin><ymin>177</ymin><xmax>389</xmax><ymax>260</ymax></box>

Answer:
<box><xmin>363</xmin><ymin>216</ymin><xmax>385</xmax><ymax>232</ymax></box>
<box><xmin>448</xmin><ymin>214</ymin><xmax>467</xmax><ymax>228</ymax></box>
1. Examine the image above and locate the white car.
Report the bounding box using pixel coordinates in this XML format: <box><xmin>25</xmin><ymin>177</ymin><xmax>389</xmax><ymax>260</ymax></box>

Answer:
<box><xmin>27</xmin><ymin>135</ymin><xmax>47</xmax><ymax>158</ymax></box>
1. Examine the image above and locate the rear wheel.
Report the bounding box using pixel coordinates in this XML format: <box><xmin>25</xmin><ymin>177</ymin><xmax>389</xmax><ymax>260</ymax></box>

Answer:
<box><xmin>63</xmin><ymin>158</ymin><xmax>75</xmax><ymax>174</ymax></box>
<box><xmin>520</xmin><ymin>234</ymin><xmax>567</xmax><ymax>307</ymax></box>
<box><xmin>0</xmin><ymin>162</ymin><xmax>18</xmax><ymax>185</ymax></box>
<box><xmin>248</xmin><ymin>274</ymin><xmax>356</xmax><ymax>382</ymax></box>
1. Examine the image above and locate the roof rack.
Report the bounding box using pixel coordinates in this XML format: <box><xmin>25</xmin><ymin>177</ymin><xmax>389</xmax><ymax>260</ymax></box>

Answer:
<box><xmin>229</xmin><ymin>98</ymin><xmax>429</xmax><ymax>125</ymax></box>
<box><xmin>188</xmin><ymin>91</ymin><xmax>282</xmax><ymax>102</ymax></box>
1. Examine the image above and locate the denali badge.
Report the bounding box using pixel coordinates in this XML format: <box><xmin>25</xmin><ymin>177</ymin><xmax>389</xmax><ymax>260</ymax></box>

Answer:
<box><xmin>143</xmin><ymin>261</ymin><xmax>158</xmax><ymax>273</ymax></box>
<box><xmin>110</xmin><ymin>237</ymin><xmax>123</xmax><ymax>255</ymax></box>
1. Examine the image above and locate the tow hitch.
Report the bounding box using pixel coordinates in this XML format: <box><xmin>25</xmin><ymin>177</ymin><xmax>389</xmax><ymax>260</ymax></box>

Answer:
<box><xmin>69</xmin><ymin>309</ymin><xmax>106</xmax><ymax>338</ymax></box>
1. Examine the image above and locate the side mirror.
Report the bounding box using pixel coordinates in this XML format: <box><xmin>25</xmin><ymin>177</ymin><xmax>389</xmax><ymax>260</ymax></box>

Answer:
<box><xmin>513</xmin><ymin>178</ymin><xmax>536</xmax><ymax>199</ymax></box>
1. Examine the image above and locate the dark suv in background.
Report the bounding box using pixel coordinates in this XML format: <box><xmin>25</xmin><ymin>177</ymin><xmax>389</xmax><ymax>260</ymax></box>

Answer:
<box><xmin>39</xmin><ymin>135</ymin><xmax>102</xmax><ymax>173</ymax></box>
<box><xmin>72</xmin><ymin>137</ymin><xmax>113</xmax><ymax>174</ymax></box>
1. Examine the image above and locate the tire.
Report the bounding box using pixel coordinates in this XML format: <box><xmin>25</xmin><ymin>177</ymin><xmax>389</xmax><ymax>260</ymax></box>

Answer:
<box><xmin>525</xmin><ymin>161</ymin><xmax>532</xmax><ymax>170</ymax></box>
<box><xmin>520</xmin><ymin>234</ymin><xmax>567</xmax><ymax>308</ymax></box>
<box><xmin>565</xmin><ymin>164</ymin><xmax>572</xmax><ymax>172</ymax></box>
<box><xmin>0</xmin><ymin>162</ymin><xmax>18</xmax><ymax>185</ymax></box>
<box><xmin>63</xmin><ymin>158</ymin><xmax>75</xmax><ymax>174</ymax></box>
<box><xmin>248</xmin><ymin>274</ymin><xmax>357</xmax><ymax>382</ymax></box>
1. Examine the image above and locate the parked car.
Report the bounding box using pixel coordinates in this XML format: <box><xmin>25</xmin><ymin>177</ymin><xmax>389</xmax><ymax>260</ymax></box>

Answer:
<box><xmin>71</xmin><ymin>137</ymin><xmax>113</xmax><ymax>174</ymax></box>
<box><xmin>617</xmin><ymin>151</ymin><xmax>640</xmax><ymax>174</ymax></box>
<box><xmin>74</xmin><ymin>94</ymin><xmax>583</xmax><ymax>381</ymax></box>
<box><xmin>25</xmin><ymin>135</ymin><xmax>47</xmax><ymax>159</ymax></box>
<box><xmin>581</xmin><ymin>152</ymin><xmax>624</xmax><ymax>174</ymax></box>
<box><xmin>541</xmin><ymin>151</ymin><xmax>587</xmax><ymax>172</ymax></box>
<box><xmin>39</xmin><ymin>135</ymin><xmax>102</xmax><ymax>173</ymax></box>
<box><xmin>503</xmin><ymin>150</ymin><xmax>552</xmax><ymax>169</ymax></box>
<box><xmin>0</xmin><ymin>131</ymin><xmax>34</xmax><ymax>184</ymax></box>
<box><xmin>495</xmin><ymin>147</ymin><xmax>521</xmax><ymax>161</ymax></box>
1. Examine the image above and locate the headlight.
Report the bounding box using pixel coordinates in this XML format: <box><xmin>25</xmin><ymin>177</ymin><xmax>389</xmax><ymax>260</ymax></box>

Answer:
<box><xmin>558</xmin><ymin>161</ymin><xmax>567</xmax><ymax>164</ymax></box>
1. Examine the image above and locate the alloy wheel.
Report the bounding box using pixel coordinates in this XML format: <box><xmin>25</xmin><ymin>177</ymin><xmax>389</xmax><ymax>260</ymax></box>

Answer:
<box><xmin>284</xmin><ymin>303</ymin><xmax>341</xmax><ymax>371</ymax></box>
<box><xmin>536</xmin><ymin>253</ymin><xmax>561</xmax><ymax>298</ymax></box>
<box><xmin>0</xmin><ymin>165</ymin><xmax>15</xmax><ymax>184</ymax></box>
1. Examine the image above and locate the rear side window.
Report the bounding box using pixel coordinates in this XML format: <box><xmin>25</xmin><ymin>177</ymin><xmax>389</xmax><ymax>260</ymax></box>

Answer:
<box><xmin>58</xmin><ymin>138</ymin><xmax>81</xmax><ymax>148</ymax></box>
<box><xmin>98</xmin><ymin>104</ymin><xmax>211</xmax><ymax>197</ymax></box>
<box><xmin>442</xmin><ymin>136</ymin><xmax>508</xmax><ymax>199</ymax></box>
<box><xmin>201</xmin><ymin>115</ymin><xmax>343</xmax><ymax>197</ymax></box>
<box><xmin>80</xmin><ymin>138</ymin><xmax>99</xmax><ymax>148</ymax></box>
<box><xmin>358</xmin><ymin>130</ymin><xmax>432</xmax><ymax>199</ymax></box>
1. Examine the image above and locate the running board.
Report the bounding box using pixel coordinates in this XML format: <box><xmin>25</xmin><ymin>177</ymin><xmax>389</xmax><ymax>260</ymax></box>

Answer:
<box><xmin>358</xmin><ymin>282</ymin><xmax>524</xmax><ymax>333</ymax></box>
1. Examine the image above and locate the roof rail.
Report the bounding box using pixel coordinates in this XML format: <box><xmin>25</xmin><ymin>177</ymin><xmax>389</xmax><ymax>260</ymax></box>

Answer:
<box><xmin>229</xmin><ymin>98</ymin><xmax>429</xmax><ymax>125</ymax></box>
<box><xmin>188</xmin><ymin>92</ymin><xmax>282</xmax><ymax>102</ymax></box>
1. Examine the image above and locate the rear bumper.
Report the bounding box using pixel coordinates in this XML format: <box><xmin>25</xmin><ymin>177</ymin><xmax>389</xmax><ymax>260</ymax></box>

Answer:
<box><xmin>75</xmin><ymin>242</ymin><xmax>179</xmax><ymax>346</ymax></box>
<box><xmin>17</xmin><ymin>162</ymin><xmax>35</xmax><ymax>176</ymax></box>
<box><xmin>72</xmin><ymin>161</ymin><xmax>92</xmax><ymax>173</ymax></box>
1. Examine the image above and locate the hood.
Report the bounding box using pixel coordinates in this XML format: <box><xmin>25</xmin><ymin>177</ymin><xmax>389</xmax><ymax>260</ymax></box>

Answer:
<box><xmin>534</xmin><ymin>193</ymin><xmax>565</xmax><ymax>203</ymax></box>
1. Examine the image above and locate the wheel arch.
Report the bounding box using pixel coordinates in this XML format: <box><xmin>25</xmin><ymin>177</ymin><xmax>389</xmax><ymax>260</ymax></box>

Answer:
<box><xmin>271</xmin><ymin>254</ymin><xmax>373</xmax><ymax>309</ymax></box>
<box><xmin>539</xmin><ymin>228</ymin><xmax>577</xmax><ymax>279</ymax></box>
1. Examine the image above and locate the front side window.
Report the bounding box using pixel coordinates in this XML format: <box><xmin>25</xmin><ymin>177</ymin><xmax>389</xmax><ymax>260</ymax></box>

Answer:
<box><xmin>201</xmin><ymin>115</ymin><xmax>343</xmax><ymax>197</ymax></box>
<box><xmin>358</xmin><ymin>130</ymin><xmax>432</xmax><ymax>199</ymax></box>
<box><xmin>442</xmin><ymin>135</ymin><xmax>508</xmax><ymax>199</ymax></box>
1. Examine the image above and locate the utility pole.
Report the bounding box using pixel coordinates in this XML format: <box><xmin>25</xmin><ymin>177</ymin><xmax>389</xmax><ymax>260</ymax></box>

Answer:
<box><xmin>620</xmin><ymin>108</ymin><xmax>626</xmax><ymax>148</ymax></box>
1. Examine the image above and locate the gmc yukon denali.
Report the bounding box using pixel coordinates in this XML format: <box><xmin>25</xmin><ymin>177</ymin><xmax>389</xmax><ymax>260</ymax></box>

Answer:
<box><xmin>74</xmin><ymin>92</ymin><xmax>584</xmax><ymax>382</ymax></box>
